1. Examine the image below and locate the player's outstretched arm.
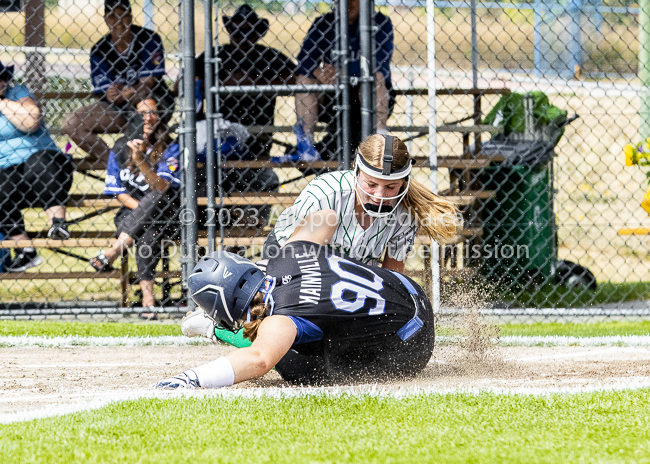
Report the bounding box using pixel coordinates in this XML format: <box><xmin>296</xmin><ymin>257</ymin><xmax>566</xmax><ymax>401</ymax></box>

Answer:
<box><xmin>286</xmin><ymin>209</ymin><xmax>338</xmax><ymax>247</ymax></box>
<box><xmin>226</xmin><ymin>315</ymin><xmax>297</xmax><ymax>382</ymax></box>
<box><xmin>153</xmin><ymin>315</ymin><xmax>297</xmax><ymax>389</ymax></box>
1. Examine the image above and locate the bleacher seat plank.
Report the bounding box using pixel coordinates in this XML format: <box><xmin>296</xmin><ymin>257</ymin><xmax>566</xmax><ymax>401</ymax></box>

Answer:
<box><xmin>1</xmin><ymin>236</ymin><xmax>269</xmax><ymax>249</ymax></box>
<box><xmin>396</xmin><ymin>88</ymin><xmax>510</xmax><ymax>96</ymax></box>
<box><xmin>64</xmin><ymin>191</ymin><xmax>493</xmax><ymax>210</ymax></box>
<box><xmin>74</xmin><ymin>159</ymin><xmax>108</xmax><ymax>172</ymax></box>
<box><xmin>75</xmin><ymin>158</ymin><xmax>499</xmax><ymax>171</ymax></box>
<box><xmin>2</xmin><ymin>231</ymin><xmax>480</xmax><ymax>250</ymax></box>
<box><xmin>247</xmin><ymin>124</ymin><xmax>502</xmax><ymax>135</ymax></box>
<box><xmin>0</xmin><ymin>238</ymin><xmax>116</xmax><ymax>249</ymax></box>
<box><xmin>196</xmin><ymin>193</ymin><xmax>298</xmax><ymax>206</ymax></box>
<box><xmin>223</xmin><ymin>160</ymin><xmax>338</xmax><ymax>169</ymax></box>
<box><xmin>67</xmin><ymin>198</ymin><xmax>122</xmax><ymax>208</ymax></box>
<box><xmin>38</xmin><ymin>88</ymin><xmax>508</xmax><ymax>101</ymax></box>
<box><xmin>435</xmin><ymin>156</ymin><xmax>502</xmax><ymax>169</ymax></box>
<box><xmin>26</xmin><ymin>231</ymin><xmax>115</xmax><ymax>239</ymax></box>
<box><xmin>0</xmin><ymin>271</ymin><xmax>122</xmax><ymax>280</ymax></box>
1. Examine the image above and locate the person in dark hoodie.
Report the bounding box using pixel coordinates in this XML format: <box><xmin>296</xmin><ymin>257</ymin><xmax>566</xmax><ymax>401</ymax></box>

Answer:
<box><xmin>188</xmin><ymin>5</ymin><xmax>296</xmax><ymax>226</ymax></box>
<box><xmin>63</xmin><ymin>0</ymin><xmax>173</xmax><ymax>163</ymax></box>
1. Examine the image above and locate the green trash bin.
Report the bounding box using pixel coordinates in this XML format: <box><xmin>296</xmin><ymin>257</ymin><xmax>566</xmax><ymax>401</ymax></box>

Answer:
<box><xmin>481</xmin><ymin>161</ymin><xmax>556</xmax><ymax>284</ymax></box>
<box><xmin>479</xmin><ymin>93</ymin><xmax>595</xmax><ymax>289</ymax></box>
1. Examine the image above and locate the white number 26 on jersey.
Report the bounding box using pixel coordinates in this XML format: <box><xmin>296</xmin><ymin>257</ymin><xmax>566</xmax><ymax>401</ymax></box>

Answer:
<box><xmin>327</xmin><ymin>255</ymin><xmax>386</xmax><ymax>315</ymax></box>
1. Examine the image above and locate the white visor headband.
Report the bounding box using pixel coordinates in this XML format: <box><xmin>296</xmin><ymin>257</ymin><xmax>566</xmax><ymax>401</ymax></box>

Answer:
<box><xmin>355</xmin><ymin>135</ymin><xmax>414</xmax><ymax>180</ymax></box>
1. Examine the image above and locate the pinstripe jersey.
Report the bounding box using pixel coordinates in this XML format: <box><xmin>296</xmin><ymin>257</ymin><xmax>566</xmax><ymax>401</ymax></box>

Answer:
<box><xmin>273</xmin><ymin>171</ymin><xmax>418</xmax><ymax>265</ymax></box>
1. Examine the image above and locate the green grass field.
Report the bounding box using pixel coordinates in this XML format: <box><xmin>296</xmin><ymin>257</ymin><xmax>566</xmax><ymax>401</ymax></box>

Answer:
<box><xmin>3</xmin><ymin>320</ymin><xmax>650</xmax><ymax>462</ymax></box>
<box><xmin>3</xmin><ymin>319</ymin><xmax>650</xmax><ymax>338</ymax></box>
<box><xmin>1</xmin><ymin>391</ymin><xmax>649</xmax><ymax>463</ymax></box>
<box><xmin>2</xmin><ymin>319</ymin><xmax>650</xmax><ymax>339</ymax></box>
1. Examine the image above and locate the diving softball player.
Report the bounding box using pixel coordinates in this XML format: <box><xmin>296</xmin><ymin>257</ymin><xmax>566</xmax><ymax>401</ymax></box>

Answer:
<box><xmin>265</xmin><ymin>134</ymin><xmax>459</xmax><ymax>273</ymax></box>
<box><xmin>155</xmin><ymin>210</ymin><xmax>435</xmax><ymax>388</ymax></box>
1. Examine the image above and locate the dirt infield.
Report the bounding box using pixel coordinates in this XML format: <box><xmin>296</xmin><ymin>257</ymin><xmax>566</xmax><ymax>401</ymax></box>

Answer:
<box><xmin>1</xmin><ymin>344</ymin><xmax>650</xmax><ymax>418</ymax></box>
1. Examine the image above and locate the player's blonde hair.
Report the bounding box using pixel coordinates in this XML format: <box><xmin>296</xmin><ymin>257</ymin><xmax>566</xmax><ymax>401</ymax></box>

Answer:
<box><xmin>357</xmin><ymin>134</ymin><xmax>460</xmax><ymax>242</ymax></box>
<box><xmin>242</xmin><ymin>292</ymin><xmax>269</xmax><ymax>342</ymax></box>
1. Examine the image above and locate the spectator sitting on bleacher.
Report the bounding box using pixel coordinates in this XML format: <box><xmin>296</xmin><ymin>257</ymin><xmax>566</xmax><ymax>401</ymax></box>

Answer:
<box><xmin>186</xmin><ymin>5</ymin><xmax>296</xmax><ymax>225</ymax></box>
<box><xmin>63</xmin><ymin>0</ymin><xmax>173</xmax><ymax>164</ymax></box>
<box><xmin>0</xmin><ymin>61</ymin><xmax>73</xmax><ymax>273</ymax></box>
<box><xmin>294</xmin><ymin>0</ymin><xmax>396</xmax><ymax>159</ymax></box>
<box><xmin>89</xmin><ymin>97</ymin><xmax>180</xmax><ymax>312</ymax></box>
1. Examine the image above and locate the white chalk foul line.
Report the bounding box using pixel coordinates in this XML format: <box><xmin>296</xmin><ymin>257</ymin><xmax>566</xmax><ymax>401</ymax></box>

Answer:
<box><xmin>474</xmin><ymin>335</ymin><xmax>650</xmax><ymax>347</ymax></box>
<box><xmin>504</xmin><ymin>346</ymin><xmax>650</xmax><ymax>362</ymax></box>
<box><xmin>0</xmin><ymin>335</ymin><xmax>212</xmax><ymax>348</ymax></box>
<box><xmin>3</xmin><ymin>378</ymin><xmax>650</xmax><ymax>425</ymax></box>
<box><xmin>3</xmin><ymin>334</ymin><xmax>650</xmax><ymax>348</ymax></box>
<box><xmin>15</xmin><ymin>363</ymin><xmax>144</xmax><ymax>369</ymax></box>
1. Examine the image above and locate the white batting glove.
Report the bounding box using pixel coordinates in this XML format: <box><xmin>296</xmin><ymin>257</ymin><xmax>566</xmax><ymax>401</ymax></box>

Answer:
<box><xmin>153</xmin><ymin>370</ymin><xmax>200</xmax><ymax>390</ymax></box>
<box><xmin>181</xmin><ymin>309</ymin><xmax>216</xmax><ymax>342</ymax></box>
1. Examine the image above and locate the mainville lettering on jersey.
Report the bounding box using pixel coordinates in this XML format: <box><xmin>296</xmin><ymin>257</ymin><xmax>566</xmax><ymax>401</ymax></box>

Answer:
<box><xmin>297</xmin><ymin>255</ymin><xmax>322</xmax><ymax>305</ymax></box>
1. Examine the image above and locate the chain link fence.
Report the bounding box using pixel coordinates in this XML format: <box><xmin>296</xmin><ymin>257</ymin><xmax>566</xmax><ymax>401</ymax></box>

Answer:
<box><xmin>1</xmin><ymin>0</ymin><xmax>649</xmax><ymax>321</ymax></box>
<box><xmin>0</xmin><ymin>0</ymin><xmax>183</xmax><ymax>318</ymax></box>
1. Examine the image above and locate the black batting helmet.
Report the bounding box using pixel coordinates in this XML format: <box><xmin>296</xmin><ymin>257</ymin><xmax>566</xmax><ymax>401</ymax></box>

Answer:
<box><xmin>188</xmin><ymin>251</ymin><xmax>266</xmax><ymax>332</ymax></box>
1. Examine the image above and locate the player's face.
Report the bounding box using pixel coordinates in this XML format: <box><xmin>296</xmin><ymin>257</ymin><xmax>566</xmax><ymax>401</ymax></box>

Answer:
<box><xmin>356</xmin><ymin>170</ymin><xmax>404</xmax><ymax>206</ymax></box>
<box><xmin>137</xmin><ymin>99</ymin><xmax>159</xmax><ymax>137</ymax></box>
<box><xmin>105</xmin><ymin>7</ymin><xmax>132</xmax><ymax>41</ymax></box>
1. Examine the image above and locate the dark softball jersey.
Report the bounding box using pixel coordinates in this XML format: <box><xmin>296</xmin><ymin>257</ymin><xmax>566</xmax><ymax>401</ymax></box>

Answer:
<box><xmin>264</xmin><ymin>241</ymin><xmax>429</xmax><ymax>352</ymax></box>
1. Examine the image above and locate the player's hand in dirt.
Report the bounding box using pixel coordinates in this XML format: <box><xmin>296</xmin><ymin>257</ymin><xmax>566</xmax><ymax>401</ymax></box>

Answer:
<box><xmin>153</xmin><ymin>370</ymin><xmax>200</xmax><ymax>389</ymax></box>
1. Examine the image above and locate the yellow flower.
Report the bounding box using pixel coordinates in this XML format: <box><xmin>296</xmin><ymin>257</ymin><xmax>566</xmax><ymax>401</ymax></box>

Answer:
<box><xmin>624</xmin><ymin>141</ymin><xmax>650</xmax><ymax>166</ymax></box>
<box><xmin>643</xmin><ymin>189</ymin><xmax>650</xmax><ymax>216</ymax></box>
<box><xmin>624</xmin><ymin>144</ymin><xmax>636</xmax><ymax>166</ymax></box>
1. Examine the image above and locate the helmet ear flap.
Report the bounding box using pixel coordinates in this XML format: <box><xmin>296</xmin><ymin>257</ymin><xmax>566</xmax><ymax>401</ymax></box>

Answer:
<box><xmin>187</xmin><ymin>251</ymin><xmax>265</xmax><ymax>332</ymax></box>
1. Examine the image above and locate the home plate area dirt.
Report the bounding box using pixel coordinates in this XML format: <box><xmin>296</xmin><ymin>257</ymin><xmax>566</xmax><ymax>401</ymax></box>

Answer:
<box><xmin>1</xmin><ymin>343</ymin><xmax>650</xmax><ymax>417</ymax></box>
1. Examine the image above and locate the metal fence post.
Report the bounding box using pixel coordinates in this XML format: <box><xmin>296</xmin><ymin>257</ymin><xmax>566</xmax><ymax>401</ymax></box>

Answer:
<box><xmin>427</xmin><ymin>0</ymin><xmax>440</xmax><ymax>312</ymax></box>
<box><xmin>470</xmin><ymin>0</ymin><xmax>478</xmax><ymax>88</ymax></box>
<box><xmin>181</xmin><ymin>0</ymin><xmax>198</xmax><ymax>308</ymax></box>
<box><xmin>340</xmin><ymin>0</ymin><xmax>351</xmax><ymax>169</ymax></box>
<box><xmin>204</xmin><ymin>0</ymin><xmax>216</xmax><ymax>253</ymax></box>
<box><xmin>24</xmin><ymin>0</ymin><xmax>46</xmax><ymax>94</ymax></box>
<box><xmin>359</xmin><ymin>0</ymin><xmax>373</xmax><ymax>139</ymax></box>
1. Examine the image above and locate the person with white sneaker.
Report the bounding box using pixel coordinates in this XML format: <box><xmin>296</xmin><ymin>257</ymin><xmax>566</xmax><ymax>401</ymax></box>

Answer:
<box><xmin>0</xmin><ymin>61</ymin><xmax>73</xmax><ymax>272</ymax></box>
<box><xmin>181</xmin><ymin>135</ymin><xmax>460</xmax><ymax>349</ymax></box>
<box><xmin>294</xmin><ymin>0</ymin><xmax>395</xmax><ymax>160</ymax></box>
<box><xmin>158</xmin><ymin>209</ymin><xmax>436</xmax><ymax>388</ymax></box>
